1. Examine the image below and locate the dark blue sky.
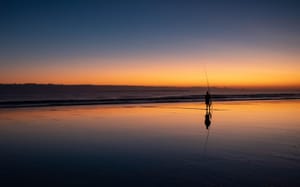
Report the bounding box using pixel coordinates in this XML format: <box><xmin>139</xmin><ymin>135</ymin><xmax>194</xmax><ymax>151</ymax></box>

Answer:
<box><xmin>1</xmin><ymin>0</ymin><xmax>299</xmax><ymax>60</ymax></box>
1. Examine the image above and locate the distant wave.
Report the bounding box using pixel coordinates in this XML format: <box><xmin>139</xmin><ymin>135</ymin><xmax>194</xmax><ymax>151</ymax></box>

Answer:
<box><xmin>1</xmin><ymin>93</ymin><xmax>300</xmax><ymax>108</ymax></box>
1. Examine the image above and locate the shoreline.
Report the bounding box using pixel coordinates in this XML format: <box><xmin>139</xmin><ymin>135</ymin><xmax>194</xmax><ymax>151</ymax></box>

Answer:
<box><xmin>1</xmin><ymin>94</ymin><xmax>299</xmax><ymax>108</ymax></box>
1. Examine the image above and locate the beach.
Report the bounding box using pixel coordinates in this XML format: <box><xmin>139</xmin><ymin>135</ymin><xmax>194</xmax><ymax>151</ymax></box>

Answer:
<box><xmin>2</xmin><ymin>1</ymin><xmax>300</xmax><ymax>186</ymax></box>
<box><xmin>0</xmin><ymin>100</ymin><xmax>299</xmax><ymax>186</ymax></box>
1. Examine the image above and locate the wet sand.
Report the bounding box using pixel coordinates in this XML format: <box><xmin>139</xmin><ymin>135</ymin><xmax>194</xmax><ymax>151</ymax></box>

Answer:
<box><xmin>0</xmin><ymin>100</ymin><xmax>299</xmax><ymax>186</ymax></box>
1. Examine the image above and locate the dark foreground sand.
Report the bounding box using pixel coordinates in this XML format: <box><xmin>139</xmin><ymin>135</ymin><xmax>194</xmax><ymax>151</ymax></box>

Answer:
<box><xmin>0</xmin><ymin>100</ymin><xmax>299</xmax><ymax>186</ymax></box>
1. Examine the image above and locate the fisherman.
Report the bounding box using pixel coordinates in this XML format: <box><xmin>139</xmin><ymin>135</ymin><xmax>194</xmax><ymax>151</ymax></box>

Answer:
<box><xmin>205</xmin><ymin>91</ymin><xmax>211</xmax><ymax>109</ymax></box>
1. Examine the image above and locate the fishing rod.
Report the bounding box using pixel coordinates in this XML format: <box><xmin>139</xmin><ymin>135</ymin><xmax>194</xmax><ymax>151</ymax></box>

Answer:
<box><xmin>204</xmin><ymin>64</ymin><xmax>213</xmax><ymax>113</ymax></box>
<box><xmin>204</xmin><ymin>65</ymin><xmax>210</xmax><ymax>92</ymax></box>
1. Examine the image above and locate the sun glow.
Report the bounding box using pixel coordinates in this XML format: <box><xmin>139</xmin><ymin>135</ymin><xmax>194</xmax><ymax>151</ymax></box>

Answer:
<box><xmin>1</xmin><ymin>49</ymin><xmax>300</xmax><ymax>88</ymax></box>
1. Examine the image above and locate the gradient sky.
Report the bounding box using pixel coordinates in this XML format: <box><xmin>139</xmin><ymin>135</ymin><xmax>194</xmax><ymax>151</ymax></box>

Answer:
<box><xmin>1</xmin><ymin>0</ymin><xmax>300</xmax><ymax>88</ymax></box>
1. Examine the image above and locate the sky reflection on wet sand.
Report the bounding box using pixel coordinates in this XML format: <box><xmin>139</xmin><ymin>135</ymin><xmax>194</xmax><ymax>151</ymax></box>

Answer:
<box><xmin>0</xmin><ymin>100</ymin><xmax>299</xmax><ymax>186</ymax></box>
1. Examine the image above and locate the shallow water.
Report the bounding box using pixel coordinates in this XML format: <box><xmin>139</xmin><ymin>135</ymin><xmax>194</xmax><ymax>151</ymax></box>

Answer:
<box><xmin>0</xmin><ymin>100</ymin><xmax>299</xmax><ymax>186</ymax></box>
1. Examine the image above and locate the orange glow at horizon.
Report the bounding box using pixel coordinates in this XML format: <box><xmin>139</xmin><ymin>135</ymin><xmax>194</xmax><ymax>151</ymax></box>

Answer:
<box><xmin>1</xmin><ymin>50</ymin><xmax>300</xmax><ymax>88</ymax></box>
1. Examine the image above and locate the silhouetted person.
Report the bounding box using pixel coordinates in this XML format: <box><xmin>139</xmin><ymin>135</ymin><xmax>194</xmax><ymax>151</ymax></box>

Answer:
<box><xmin>204</xmin><ymin>110</ymin><xmax>211</xmax><ymax>129</ymax></box>
<box><xmin>205</xmin><ymin>91</ymin><xmax>212</xmax><ymax>111</ymax></box>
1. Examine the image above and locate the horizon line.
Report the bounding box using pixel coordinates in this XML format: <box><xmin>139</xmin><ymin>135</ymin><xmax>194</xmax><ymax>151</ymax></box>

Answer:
<box><xmin>1</xmin><ymin>83</ymin><xmax>300</xmax><ymax>90</ymax></box>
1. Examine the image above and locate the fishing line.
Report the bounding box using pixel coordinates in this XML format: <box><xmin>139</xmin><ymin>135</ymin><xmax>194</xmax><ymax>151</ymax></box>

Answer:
<box><xmin>204</xmin><ymin>64</ymin><xmax>210</xmax><ymax>91</ymax></box>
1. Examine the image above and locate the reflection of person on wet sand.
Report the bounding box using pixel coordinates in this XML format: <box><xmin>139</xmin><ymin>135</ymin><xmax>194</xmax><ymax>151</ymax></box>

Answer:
<box><xmin>204</xmin><ymin>109</ymin><xmax>211</xmax><ymax>129</ymax></box>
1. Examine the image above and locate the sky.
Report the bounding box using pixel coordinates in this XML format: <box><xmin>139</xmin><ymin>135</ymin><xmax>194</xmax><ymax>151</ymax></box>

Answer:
<box><xmin>0</xmin><ymin>0</ymin><xmax>300</xmax><ymax>88</ymax></box>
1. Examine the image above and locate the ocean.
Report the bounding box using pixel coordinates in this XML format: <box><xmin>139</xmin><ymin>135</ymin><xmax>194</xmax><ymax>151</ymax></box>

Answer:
<box><xmin>1</xmin><ymin>84</ymin><xmax>299</xmax><ymax>108</ymax></box>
